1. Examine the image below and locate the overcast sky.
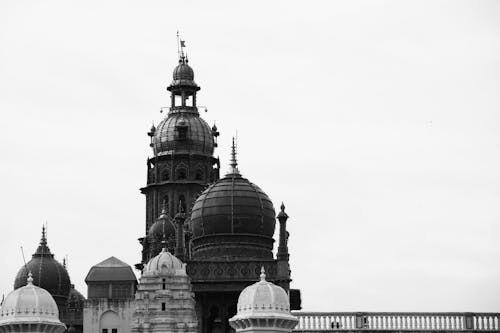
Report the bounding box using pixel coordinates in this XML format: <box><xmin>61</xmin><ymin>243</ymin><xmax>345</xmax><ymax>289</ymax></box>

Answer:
<box><xmin>1</xmin><ymin>0</ymin><xmax>499</xmax><ymax>312</ymax></box>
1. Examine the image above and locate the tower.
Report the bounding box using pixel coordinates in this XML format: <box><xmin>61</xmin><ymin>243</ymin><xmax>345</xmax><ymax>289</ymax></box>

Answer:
<box><xmin>138</xmin><ymin>44</ymin><xmax>220</xmax><ymax>268</ymax></box>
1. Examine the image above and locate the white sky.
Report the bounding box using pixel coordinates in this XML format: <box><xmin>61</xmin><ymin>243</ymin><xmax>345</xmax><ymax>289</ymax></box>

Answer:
<box><xmin>0</xmin><ymin>0</ymin><xmax>499</xmax><ymax>312</ymax></box>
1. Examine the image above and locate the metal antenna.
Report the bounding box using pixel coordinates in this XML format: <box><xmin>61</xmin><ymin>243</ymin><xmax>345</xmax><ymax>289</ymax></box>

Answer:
<box><xmin>20</xmin><ymin>246</ymin><xmax>28</xmax><ymax>275</ymax></box>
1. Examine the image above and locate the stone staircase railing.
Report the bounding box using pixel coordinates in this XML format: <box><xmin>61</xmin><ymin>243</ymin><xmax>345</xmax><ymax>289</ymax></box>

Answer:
<box><xmin>292</xmin><ymin>312</ymin><xmax>500</xmax><ymax>331</ymax></box>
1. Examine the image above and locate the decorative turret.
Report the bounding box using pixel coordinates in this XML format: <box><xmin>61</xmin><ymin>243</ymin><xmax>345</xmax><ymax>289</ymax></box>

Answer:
<box><xmin>139</xmin><ymin>37</ymin><xmax>220</xmax><ymax>267</ymax></box>
<box><xmin>277</xmin><ymin>202</ymin><xmax>290</xmax><ymax>261</ymax></box>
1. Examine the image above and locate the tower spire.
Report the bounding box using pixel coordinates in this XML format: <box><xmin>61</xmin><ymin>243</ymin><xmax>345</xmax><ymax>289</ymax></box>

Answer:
<box><xmin>229</xmin><ymin>137</ymin><xmax>239</xmax><ymax>175</ymax></box>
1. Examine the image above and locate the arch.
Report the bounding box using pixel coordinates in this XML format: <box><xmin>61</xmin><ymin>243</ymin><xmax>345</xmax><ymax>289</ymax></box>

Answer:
<box><xmin>175</xmin><ymin>163</ymin><xmax>188</xmax><ymax>180</ymax></box>
<box><xmin>99</xmin><ymin>310</ymin><xmax>120</xmax><ymax>333</ymax></box>
<box><xmin>161</xmin><ymin>170</ymin><xmax>170</xmax><ymax>181</ymax></box>
<box><xmin>195</xmin><ymin>168</ymin><xmax>204</xmax><ymax>181</ymax></box>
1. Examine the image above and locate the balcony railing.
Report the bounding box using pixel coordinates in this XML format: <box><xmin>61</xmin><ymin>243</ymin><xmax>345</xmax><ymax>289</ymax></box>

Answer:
<box><xmin>292</xmin><ymin>312</ymin><xmax>500</xmax><ymax>331</ymax></box>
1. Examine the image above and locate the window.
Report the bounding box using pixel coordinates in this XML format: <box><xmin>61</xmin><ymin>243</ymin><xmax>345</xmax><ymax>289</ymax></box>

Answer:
<box><xmin>162</xmin><ymin>303</ymin><xmax>166</xmax><ymax>311</ymax></box>
<box><xmin>195</xmin><ymin>169</ymin><xmax>203</xmax><ymax>181</ymax></box>
<box><xmin>162</xmin><ymin>278</ymin><xmax>166</xmax><ymax>290</ymax></box>
<box><xmin>161</xmin><ymin>170</ymin><xmax>170</xmax><ymax>181</ymax></box>
<box><xmin>112</xmin><ymin>329</ymin><xmax>117</xmax><ymax>333</ymax></box>
<box><xmin>102</xmin><ymin>330</ymin><xmax>108</xmax><ymax>333</ymax></box>
<box><xmin>176</xmin><ymin>168</ymin><xmax>187</xmax><ymax>180</ymax></box>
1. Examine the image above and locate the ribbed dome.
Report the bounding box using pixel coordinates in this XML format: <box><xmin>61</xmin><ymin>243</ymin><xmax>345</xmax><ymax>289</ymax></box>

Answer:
<box><xmin>236</xmin><ymin>268</ymin><xmax>290</xmax><ymax>314</ymax></box>
<box><xmin>0</xmin><ymin>273</ymin><xmax>66</xmax><ymax>331</ymax></box>
<box><xmin>229</xmin><ymin>269</ymin><xmax>297</xmax><ymax>332</ymax></box>
<box><xmin>148</xmin><ymin>208</ymin><xmax>176</xmax><ymax>245</ymax></box>
<box><xmin>152</xmin><ymin>112</ymin><xmax>214</xmax><ymax>156</ymax></box>
<box><xmin>190</xmin><ymin>154</ymin><xmax>276</xmax><ymax>259</ymax></box>
<box><xmin>173</xmin><ymin>62</ymin><xmax>194</xmax><ymax>81</ymax></box>
<box><xmin>143</xmin><ymin>249</ymin><xmax>184</xmax><ymax>276</ymax></box>
<box><xmin>14</xmin><ymin>229</ymin><xmax>70</xmax><ymax>308</ymax></box>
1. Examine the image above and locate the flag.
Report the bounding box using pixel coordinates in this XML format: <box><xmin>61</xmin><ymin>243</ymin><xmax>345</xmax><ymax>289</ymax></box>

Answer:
<box><xmin>180</xmin><ymin>40</ymin><xmax>186</xmax><ymax>48</ymax></box>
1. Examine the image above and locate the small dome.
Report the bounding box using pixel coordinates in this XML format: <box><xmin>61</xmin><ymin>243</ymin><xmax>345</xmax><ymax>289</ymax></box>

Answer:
<box><xmin>229</xmin><ymin>268</ymin><xmax>298</xmax><ymax>332</ymax></box>
<box><xmin>148</xmin><ymin>209</ymin><xmax>176</xmax><ymax>246</ymax></box>
<box><xmin>173</xmin><ymin>62</ymin><xmax>194</xmax><ymax>81</ymax></box>
<box><xmin>143</xmin><ymin>249</ymin><xmax>184</xmax><ymax>276</ymax></box>
<box><xmin>153</xmin><ymin>112</ymin><xmax>214</xmax><ymax>156</ymax></box>
<box><xmin>66</xmin><ymin>285</ymin><xmax>85</xmax><ymax>310</ymax></box>
<box><xmin>0</xmin><ymin>273</ymin><xmax>66</xmax><ymax>331</ymax></box>
<box><xmin>14</xmin><ymin>228</ymin><xmax>70</xmax><ymax>308</ymax></box>
<box><xmin>236</xmin><ymin>268</ymin><xmax>290</xmax><ymax>315</ymax></box>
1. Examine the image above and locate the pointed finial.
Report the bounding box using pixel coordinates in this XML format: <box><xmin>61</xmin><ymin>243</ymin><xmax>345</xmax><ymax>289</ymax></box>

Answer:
<box><xmin>260</xmin><ymin>266</ymin><xmax>266</xmax><ymax>281</ymax></box>
<box><xmin>27</xmin><ymin>271</ymin><xmax>34</xmax><ymax>285</ymax></box>
<box><xmin>40</xmin><ymin>225</ymin><xmax>47</xmax><ymax>245</ymax></box>
<box><xmin>229</xmin><ymin>137</ymin><xmax>239</xmax><ymax>174</ymax></box>
<box><xmin>161</xmin><ymin>199</ymin><xmax>168</xmax><ymax>215</ymax></box>
<box><xmin>281</xmin><ymin>202</ymin><xmax>285</xmax><ymax>212</ymax></box>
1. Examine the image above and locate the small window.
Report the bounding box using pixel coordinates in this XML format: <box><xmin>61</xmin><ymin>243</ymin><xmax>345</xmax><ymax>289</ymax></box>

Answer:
<box><xmin>162</xmin><ymin>303</ymin><xmax>166</xmax><ymax>311</ymax></box>
<box><xmin>102</xmin><ymin>330</ymin><xmax>108</xmax><ymax>333</ymax></box>
<box><xmin>112</xmin><ymin>329</ymin><xmax>117</xmax><ymax>333</ymax></box>
<box><xmin>161</xmin><ymin>170</ymin><xmax>170</xmax><ymax>181</ymax></box>
<box><xmin>162</xmin><ymin>278</ymin><xmax>166</xmax><ymax>290</ymax></box>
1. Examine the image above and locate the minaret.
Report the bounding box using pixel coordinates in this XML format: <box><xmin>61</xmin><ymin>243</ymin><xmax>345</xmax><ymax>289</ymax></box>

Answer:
<box><xmin>138</xmin><ymin>39</ymin><xmax>220</xmax><ymax>269</ymax></box>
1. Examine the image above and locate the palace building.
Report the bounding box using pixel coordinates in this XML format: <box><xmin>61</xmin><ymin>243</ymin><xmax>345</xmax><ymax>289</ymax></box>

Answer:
<box><xmin>2</xmin><ymin>42</ymin><xmax>498</xmax><ymax>333</ymax></box>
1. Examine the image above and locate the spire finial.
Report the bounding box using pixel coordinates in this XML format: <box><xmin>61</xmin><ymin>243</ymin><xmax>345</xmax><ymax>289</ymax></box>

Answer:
<box><xmin>260</xmin><ymin>266</ymin><xmax>266</xmax><ymax>281</ymax></box>
<box><xmin>27</xmin><ymin>271</ymin><xmax>34</xmax><ymax>285</ymax></box>
<box><xmin>281</xmin><ymin>202</ymin><xmax>285</xmax><ymax>212</ymax></box>
<box><xmin>40</xmin><ymin>224</ymin><xmax>47</xmax><ymax>246</ymax></box>
<box><xmin>161</xmin><ymin>199</ymin><xmax>168</xmax><ymax>215</ymax></box>
<box><xmin>229</xmin><ymin>137</ymin><xmax>239</xmax><ymax>174</ymax></box>
<box><xmin>177</xmin><ymin>31</ymin><xmax>186</xmax><ymax>63</ymax></box>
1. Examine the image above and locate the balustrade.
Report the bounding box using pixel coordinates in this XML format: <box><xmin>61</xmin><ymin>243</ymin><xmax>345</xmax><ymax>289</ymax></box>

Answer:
<box><xmin>292</xmin><ymin>312</ymin><xmax>500</xmax><ymax>331</ymax></box>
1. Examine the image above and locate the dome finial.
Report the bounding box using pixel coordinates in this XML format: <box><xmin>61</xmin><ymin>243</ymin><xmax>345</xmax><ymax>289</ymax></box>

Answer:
<box><xmin>41</xmin><ymin>224</ymin><xmax>47</xmax><ymax>246</ymax></box>
<box><xmin>161</xmin><ymin>199</ymin><xmax>168</xmax><ymax>216</ymax></box>
<box><xmin>260</xmin><ymin>266</ymin><xmax>266</xmax><ymax>281</ymax></box>
<box><xmin>27</xmin><ymin>271</ymin><xmax>33</xmax><ymax>285</ymax></box>
<box><xmin>177</xmin><ymin>31</ymin><xmax>187</xmax><ymax>64</ymax></box>
<box><xmin>229</xmin><ymin>137</ymin><xmax>240</xmax><ymax>174</ymax></box>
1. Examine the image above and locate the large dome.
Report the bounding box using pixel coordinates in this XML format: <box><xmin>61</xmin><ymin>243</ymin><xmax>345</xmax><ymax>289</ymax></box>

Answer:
<box><xmin>0</xmin><ymin>273</ymin><xmax>66</xmax><ymax>332</ymax></box>
<box><xmin>13</xmin><ymin>229</ymin><xmax>71</xmax><ymax>308</ymax></box>
<box><xmin>190</xmin><ymin>159</ymin><xmax>276</xmax><ymax>260</ymax></box>
<box><xmin>152</xmin><ymin>112</ymin><xmax>214</xmax><ymax>156</ymax></box>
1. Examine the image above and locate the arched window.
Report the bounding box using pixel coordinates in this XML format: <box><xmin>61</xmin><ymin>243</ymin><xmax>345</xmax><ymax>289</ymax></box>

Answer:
<box><xmin>161</xmin><ymin>170</ymin><xmax>170</xmax><ymax>181</ymax></box>
<box><xmin>176</xmin><ymin>168</ymin><xmax>187</xmax><ymax>180</ymax></box>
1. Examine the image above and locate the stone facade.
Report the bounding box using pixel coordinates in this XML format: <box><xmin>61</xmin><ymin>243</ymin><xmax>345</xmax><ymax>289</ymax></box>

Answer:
<box><xmin>132</xmin><ymin>249</ymin><xmax>198</xmax><ymax>333</ymax></box>
<box><xmin>83</xmin><ymin>299</ymin><xmax>135</xmax><ymax>333</ymax></box>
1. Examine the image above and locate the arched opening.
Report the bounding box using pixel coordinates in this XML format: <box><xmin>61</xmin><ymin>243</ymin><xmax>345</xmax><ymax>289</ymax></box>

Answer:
<box><xmin>99</xmin><ymin>310</ymin><xmax>120</xmax><ymax>333</ymax></box>
<box><xmin>161</xmin><ymin>170</ymin><xmax>170</xmax><ymax>181</ymax></box>
<box><xmin>176</xmin><ymin>168</ymin><xmax>187</xmax><ymax>180</ymax></box>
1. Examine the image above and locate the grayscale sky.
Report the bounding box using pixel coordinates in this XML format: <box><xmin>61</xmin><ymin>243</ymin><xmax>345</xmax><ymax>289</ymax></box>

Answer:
<box><xmin>0</xmin><ymin>0</ymin><xmax>499</xmax><ymax>311</ymax></box>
